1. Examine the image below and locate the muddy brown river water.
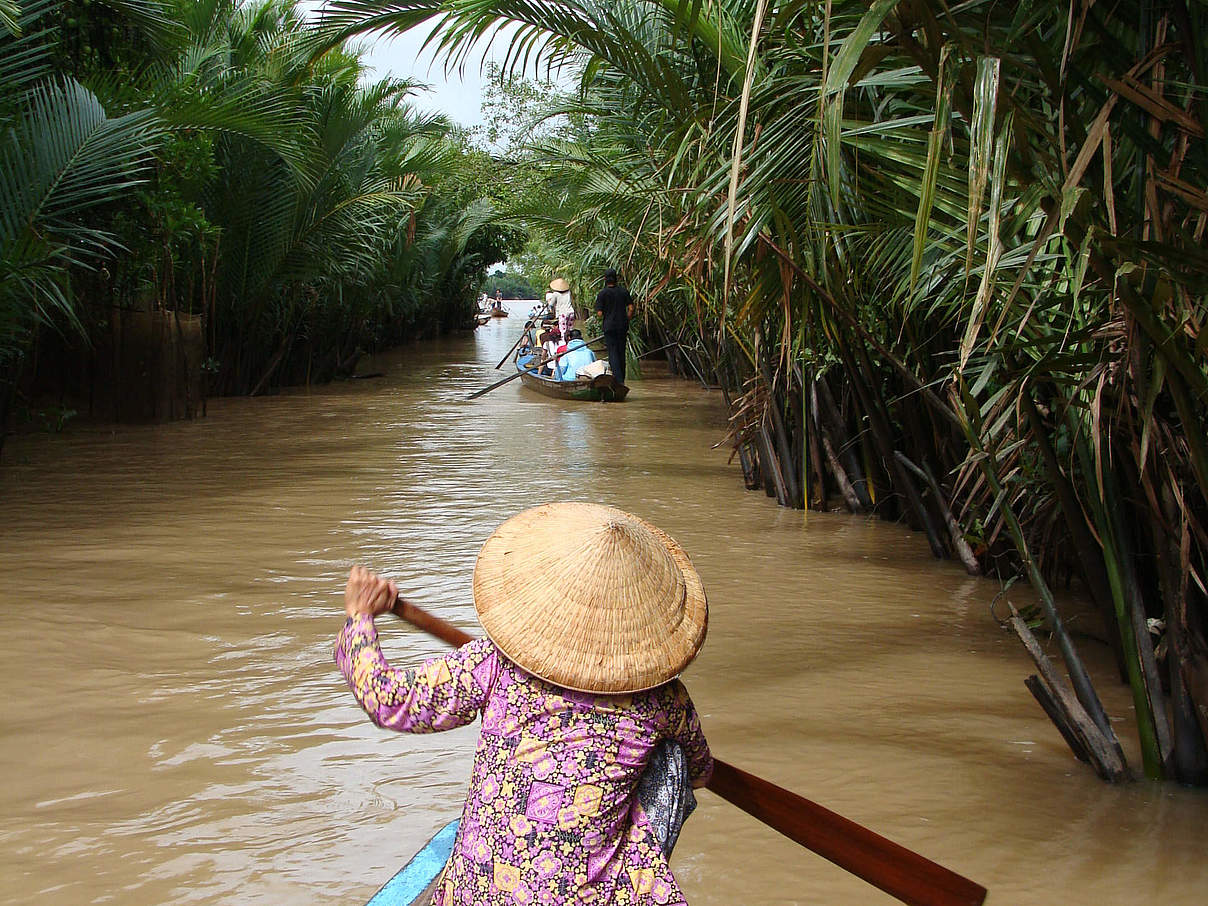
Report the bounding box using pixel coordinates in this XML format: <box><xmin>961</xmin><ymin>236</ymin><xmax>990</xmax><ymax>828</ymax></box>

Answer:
<box><xmin>1</xmin><ymin>307</ymin><xmax>1204</xmax><ymax>905</ymax></box>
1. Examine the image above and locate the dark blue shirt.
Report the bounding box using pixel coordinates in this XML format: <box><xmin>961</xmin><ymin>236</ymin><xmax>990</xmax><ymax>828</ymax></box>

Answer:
<box><xmin>594</xmin><ymin>285</ymin><xmax>632</xmax><ymax>334</ymax></box>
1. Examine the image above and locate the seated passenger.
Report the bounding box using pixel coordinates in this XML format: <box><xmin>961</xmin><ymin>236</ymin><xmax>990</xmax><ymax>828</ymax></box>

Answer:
<box><xmin>539</xmin><ymin>329</ymin><xmax>561</xmax><ymax>376</ymax></box>
<box><xmin>556</xmin><ymin>329</ymin><xmax>597</xmax><ymax>381</ymax></box>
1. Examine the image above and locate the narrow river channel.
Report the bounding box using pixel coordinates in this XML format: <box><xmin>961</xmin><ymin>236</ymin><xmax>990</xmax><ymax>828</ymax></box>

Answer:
<box><xmin>1</xmin><ymin>308</ymin><xmax>1204</xmax><ymax>905</ymax></box>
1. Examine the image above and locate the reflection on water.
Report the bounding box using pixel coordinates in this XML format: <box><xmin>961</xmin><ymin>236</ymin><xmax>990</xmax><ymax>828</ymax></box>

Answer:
<box><xmin>1</xmin><ymin>306</ymin><xmax>1205</xmax><ymax>905</ymax></box>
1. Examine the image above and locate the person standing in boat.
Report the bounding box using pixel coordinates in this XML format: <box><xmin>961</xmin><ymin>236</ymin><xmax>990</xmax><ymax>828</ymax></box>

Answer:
<box><xmin>335</xmin><ymin>503</ymin><xmax>712</xmax><ymax>906</ymax></box>
<box><xmin>549</xmin><ymin>277</ymin><xmax>574</xmax><ymax>340</ymax></box>
<box><xmin>594</xmin><ymin>268</ymin><xmax>634</xmax><ymax>385</ymax></box>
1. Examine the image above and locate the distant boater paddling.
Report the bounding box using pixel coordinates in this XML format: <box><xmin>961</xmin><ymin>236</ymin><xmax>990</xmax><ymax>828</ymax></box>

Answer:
<box><xmin>336</xmin><ymin>503</ymin><xmax>711</xmax><ymax>905</ymax></box>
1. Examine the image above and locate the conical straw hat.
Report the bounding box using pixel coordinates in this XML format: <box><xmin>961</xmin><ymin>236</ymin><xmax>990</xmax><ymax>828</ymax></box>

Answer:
<box><xmin>473</xmin><ymin>502</ymin><xmax>708</xmax><ymax>694</ymax></box>
<box><xmin>549</xmin><ymin>277</ymin><xmax>570</xmax><ymax>292</ymax></box>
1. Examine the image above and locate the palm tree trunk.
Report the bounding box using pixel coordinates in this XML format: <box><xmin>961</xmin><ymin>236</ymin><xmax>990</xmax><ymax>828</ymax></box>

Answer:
<box><xmin>1020</xmin><ymin>390</ymin><xmax>1128</xmax><ymax>680</ymax></box>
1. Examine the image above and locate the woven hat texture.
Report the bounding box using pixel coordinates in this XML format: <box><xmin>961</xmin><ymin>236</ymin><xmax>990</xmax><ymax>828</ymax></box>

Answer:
<box><xmin>549</xmin><ymin>277</ymin><xmax>571</xmax><ymax>292</ymax></box>
<box><xmin>473</xmin><ymin>502</ymin><xmax>707</xmax><ymax>693</ymax></box>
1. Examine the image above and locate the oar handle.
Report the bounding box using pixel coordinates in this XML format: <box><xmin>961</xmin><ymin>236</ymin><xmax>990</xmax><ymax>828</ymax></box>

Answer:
<box><xmin>388</xmin><ymin>598</ymin><xmax>986</xmax><ymax>906</ymax></box>
<box><xmin>393</xmin><ymin>597</ymin><xmax>473</xmax><ymax>647</ymax></box>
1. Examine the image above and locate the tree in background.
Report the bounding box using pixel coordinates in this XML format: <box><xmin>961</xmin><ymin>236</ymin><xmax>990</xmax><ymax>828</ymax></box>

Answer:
<box><xmin>483</xmin><ymin>270</ymin><xmax>535</xmax><ymax>299</ymax></box>
<box><xmin>0</xmin><ymin>0</ymin><xmax>518</xmax><ymax>443</ymax></box>
<box><xmin>318</xmin><ymin>0</ymin><xmax>1208</xmax><ymax>786</ymax></box>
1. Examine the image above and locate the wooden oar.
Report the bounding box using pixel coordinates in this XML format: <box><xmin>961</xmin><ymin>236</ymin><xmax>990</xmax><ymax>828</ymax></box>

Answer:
<box><xmin>466</xmin><ymin>334</ymin><xmax>605</xmax><ymax>400</ymax></box>
<box><xmin>495</xmin><ymin>321</ymin><xmax>535</xmax><ymax>370</ymax></box>
<box><xmin>388</xmin><ymin>597</ymin><xmax>987</xmax><ymax>906</ymax></box>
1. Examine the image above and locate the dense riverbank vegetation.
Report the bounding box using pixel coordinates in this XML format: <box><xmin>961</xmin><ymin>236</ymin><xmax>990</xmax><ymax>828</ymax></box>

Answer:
<box><xmin>0</xmin><ymin>0</ymin><xmax>519</xmax><ymax>436</ymax></box>
<box><xmin>320</xmin><ymin>0</ymin><xmax>1208</xmax><ymax>784</ymax></box>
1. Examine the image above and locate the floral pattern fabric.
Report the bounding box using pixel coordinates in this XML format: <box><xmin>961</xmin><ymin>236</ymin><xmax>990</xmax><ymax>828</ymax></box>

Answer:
<box><xmin>335</xmin><ymin>615</ymin><xmax>713</xmax><ymax>905</ymax></box>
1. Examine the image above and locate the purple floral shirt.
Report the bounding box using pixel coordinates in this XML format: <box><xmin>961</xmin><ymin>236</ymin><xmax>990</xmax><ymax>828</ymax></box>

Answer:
<box><xmin>335</xmin><ymin>615</ymin><xmax>713</xmax><ymax>905</ymax></box>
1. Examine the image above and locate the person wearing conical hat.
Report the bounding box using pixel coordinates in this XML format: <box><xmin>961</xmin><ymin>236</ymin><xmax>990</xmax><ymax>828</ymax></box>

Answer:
<box><xmin>549</xmin><ymin>277</ymin><xmax>574</xmax><ymax>341</ymax></box>
<box><xmin>335</xmin><ymin>503</ymin><xmax>712</xmax><ymax>905</ymax></box>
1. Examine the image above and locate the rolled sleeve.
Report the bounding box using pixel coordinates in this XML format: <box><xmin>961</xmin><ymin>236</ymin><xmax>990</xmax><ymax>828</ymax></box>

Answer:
<box><xmin>335</xmin><ymin>616</ymin><xmax>499</xmax><ymax>733</ymax></box>
<box><xmin>665</xmin><ymin>681</ymin><xmax>713</xmax><ymax>788</ymax></box>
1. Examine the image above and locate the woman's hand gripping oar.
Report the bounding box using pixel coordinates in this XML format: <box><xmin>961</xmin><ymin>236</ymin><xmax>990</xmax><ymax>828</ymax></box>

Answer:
<box><xmin>389</xmin><ymin>596</ymin><xmax>987</xmax><ymax>906</ymax></box>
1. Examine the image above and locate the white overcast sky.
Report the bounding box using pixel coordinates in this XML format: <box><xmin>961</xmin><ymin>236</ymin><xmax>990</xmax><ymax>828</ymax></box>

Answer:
<box><xmin>354</xmin><ymin>26</ymin><xmax>501</xmax><ymax>128</ymax></box>
<box><xmin>301</xmin><ymin>2</ymin><xmax>519</xmax><ymax>129</ymax></box>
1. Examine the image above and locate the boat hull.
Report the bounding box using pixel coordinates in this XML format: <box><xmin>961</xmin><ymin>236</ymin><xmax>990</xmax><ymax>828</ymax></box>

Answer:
<box><xmin>519</xmin><ymin>370</ymin><xmax>629</xmax><ymax>402</ymax></box>
<box><xmin>365</xmin><ymin>819</ymin><xmax>459</xmax><ymax>906</ymax></box>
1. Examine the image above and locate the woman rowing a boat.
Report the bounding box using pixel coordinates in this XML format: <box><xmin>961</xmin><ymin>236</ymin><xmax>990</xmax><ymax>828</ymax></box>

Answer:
<box><xmin>549</xmin><ymin>277</ymin><xmax>574</xmax><ymax>339</ymax></box>
<box><xmin>336</xmin><ymin>502</ymin><xmax>712</xmax><ymax>905</ymax></box>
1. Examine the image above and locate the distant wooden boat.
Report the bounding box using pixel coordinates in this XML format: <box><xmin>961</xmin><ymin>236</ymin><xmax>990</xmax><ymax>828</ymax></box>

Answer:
<box><xmin>515</xmin><ymin>351</ymin><xmax>629</xmax><ymax>402</ymax></box>
<box><xmin>365</xmin><ymin>819</ymin><xmax>458</xmax><ymax>906</ymax></box>
<box><xmin>489</xmin><ymin>308</ymin><xmax>508</xmax><ymax>318</ymax></box>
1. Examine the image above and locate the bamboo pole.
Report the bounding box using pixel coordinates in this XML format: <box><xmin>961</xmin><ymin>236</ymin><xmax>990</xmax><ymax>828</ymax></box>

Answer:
<box><xmin>1019</xmin><ymin>391</ymin><xmax>1126</xmax><ymax>679</ymax></box>
<box><xmin>1024</xmin><ymin>674</ymin><xmax>1091</xmax><ymax>765</ymax></box>
<box><xmin>757</xmin><ymin>420</ymin><xmax>790</xmax><ymax>506</ymax></box>
<box><xmin>801</xmin><ymin>370</ymin><xmax>811</xmax><ymax>522</ymax></box>
<box><xmin>1101</xmin><ymin>464</ymin><xmax>1169</xmax><ymax>778</ymax></box>
<box><xmin>955</xmin><ymin>377</ymin><xmax>1126</xmax><ymax>762</ymax></box>
<box><xmin>808</xmin><ymin>377</ymin><xmax>862</xmax><ymax>513</ymax></box>
<box><xmin>817</xmin><ymin>375</ymin><xmax>873</xmax><ymax>509</ymax></box>
<box><xmin>1155</xmin><ymin>488</ymin><xmax>1208</xmax><ymax>783</ymax></box>
<box><xmin>890</xmin><ymin>450</ymin><xmax>947</xmax><ymax>560</ymax></box>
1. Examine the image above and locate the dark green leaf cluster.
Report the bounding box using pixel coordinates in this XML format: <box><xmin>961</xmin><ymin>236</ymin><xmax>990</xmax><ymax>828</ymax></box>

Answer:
<box><xmin>323</xmin><ymin>0</ymin><xmax>1208</xmax><ymax>784</ymax></box>
<box><xmin>1</xmin><ymin>0</ymin><xmax>514</xmax><ymax>415</ymax></box>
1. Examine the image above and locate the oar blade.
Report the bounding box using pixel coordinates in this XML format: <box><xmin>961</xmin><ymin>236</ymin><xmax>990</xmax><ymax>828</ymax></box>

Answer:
<box><xmin>706</xmin><ymin>760</ymin><xmax>987</xmax><ymax>906</ymax></box>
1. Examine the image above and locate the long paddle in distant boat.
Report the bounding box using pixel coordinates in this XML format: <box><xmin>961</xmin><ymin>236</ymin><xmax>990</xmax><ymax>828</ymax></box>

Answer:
<box><xmin>466</xmin><ymin>334</ymin><xmax>605</xmax><ymax>400</ymax></box>
<box><xmin>495</xmin><ymin>320</ymin><xmax>535</xmax><ymax>370</ymax></box>
<box><xmin>389</xmin><ymin>597</ymin><xmax>987</xmax><ymax>906</ymax></box>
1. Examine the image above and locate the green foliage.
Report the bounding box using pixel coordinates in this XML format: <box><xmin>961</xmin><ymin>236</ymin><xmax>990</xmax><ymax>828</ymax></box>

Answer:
<box><xmin>0</xmin><ymin>0</ymin><xmax>19</xmax><ymax>36</ymax></box>
<box><xmin>324</xmin><ymin>0</ymin><xmax>1208</xmax><ymax>783</ymax></box>
<box><xmin>483</xmin><ymin>270</ymin><xmax>536</xmax><ymax>299</ymax></box>
<box><xmin>0</xmin><ymin>0</ymin><xmax>514</xmax><ymax>423</ymax></box>
<box><xmin>0</xmin><ymin>75</ymin><xmax>160</xmax><ymax>366</ymax></box>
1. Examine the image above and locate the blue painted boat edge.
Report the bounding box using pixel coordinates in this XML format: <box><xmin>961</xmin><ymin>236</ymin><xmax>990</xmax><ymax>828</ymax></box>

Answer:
<box><xmin>365</xmin><ymin>819</ymin><xmax>460</xmax><ymax>906</ymax></box>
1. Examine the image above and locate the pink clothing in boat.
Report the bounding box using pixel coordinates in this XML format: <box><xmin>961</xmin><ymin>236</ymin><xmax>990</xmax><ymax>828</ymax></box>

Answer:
<box><xmin>335</xmin><ymin>615</ymin><xmax>712</xmax><ymax>905</ymax></box>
